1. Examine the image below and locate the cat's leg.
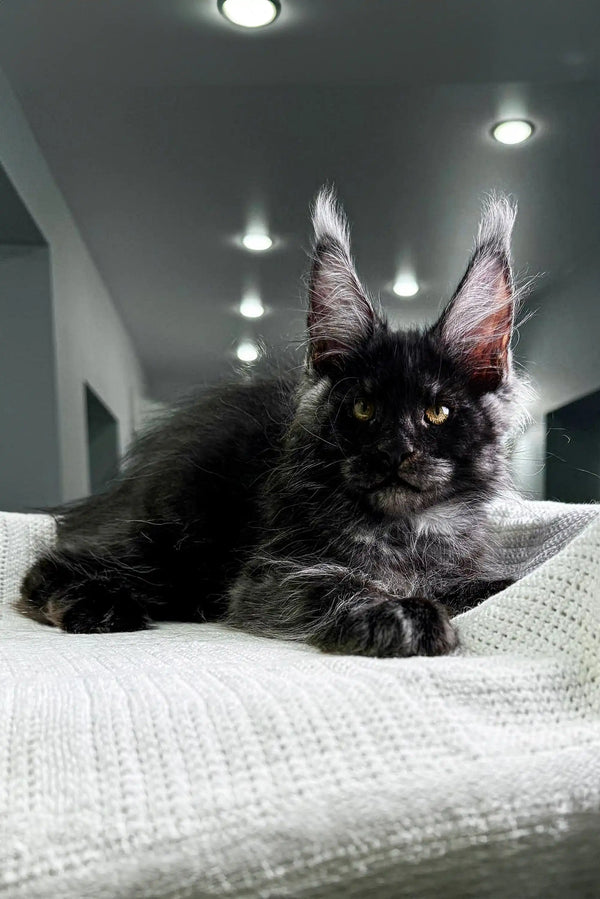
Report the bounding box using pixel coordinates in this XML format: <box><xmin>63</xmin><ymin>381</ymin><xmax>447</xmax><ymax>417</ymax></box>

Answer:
<box><xmin>228</xmin><ymin>559</ymin><xmax>457</xmax><ymax>658</ymax></box>
<box><xmin>442</xmin><ymin>578</ymin><xmax>515</xmax><ymax>616</ymax></box>
<box><xmin>20</xmin><ymin>519</ymin><xmax>232</xmax><ymax>633</ymax></box>
<box><xmin>19</xmin><ymin>543</ymin><xmax>154</xmax><ymax>633</ymax></box>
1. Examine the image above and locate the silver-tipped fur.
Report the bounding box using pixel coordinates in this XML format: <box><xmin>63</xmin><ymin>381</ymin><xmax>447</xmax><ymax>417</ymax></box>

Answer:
<box><xmin>476</xmin><ymin>192</ymin><xmax>517</xmax><ymax>258</ymax></box>
<box><xmin>307</xmin><ymin>187</ymin><xmax>374</xmax><ymax>368</ymax></box>
<box><xmin>311</xmin><ymin>187</ymin><xmax>352</xmax><ymax>255</ymax></box>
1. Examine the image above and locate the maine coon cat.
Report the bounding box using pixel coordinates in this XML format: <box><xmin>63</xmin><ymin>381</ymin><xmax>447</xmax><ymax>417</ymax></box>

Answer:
<box><xmin>19</xmin><ymin>189</ymin><xmax>529</xmax><ymax>657</ymax></box>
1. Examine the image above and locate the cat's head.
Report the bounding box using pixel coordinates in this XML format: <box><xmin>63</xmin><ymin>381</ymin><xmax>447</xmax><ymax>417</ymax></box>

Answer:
<box><xmin>296</xmin><ymin>188</ymin><xmax>531</xmax><ymax>518</ymax></box>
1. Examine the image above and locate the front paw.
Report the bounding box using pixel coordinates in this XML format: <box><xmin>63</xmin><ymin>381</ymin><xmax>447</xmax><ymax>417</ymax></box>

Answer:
<box><xmin>58</xmin><ymin>585</ymin><xmax>150</xmax><ymax>634</ymax></box>
<box><xmin>314</xmin><ymin>596</ymin><xmax>458</xmax><ymax>658</ymax></box>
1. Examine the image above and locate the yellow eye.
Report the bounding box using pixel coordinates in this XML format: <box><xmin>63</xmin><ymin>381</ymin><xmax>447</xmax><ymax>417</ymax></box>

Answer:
<box><xmin>353</xmin><ymin>398</ymin><xmax>375</xmax><ymax>421</ymax></box>
<box><xmin>424</xmin><ymin>404</ymin><xmax>450</xmax><ymax>425</ymax></box>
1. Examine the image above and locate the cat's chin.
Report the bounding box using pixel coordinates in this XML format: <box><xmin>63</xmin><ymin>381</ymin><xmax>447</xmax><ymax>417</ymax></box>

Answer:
<box><xmin>367</xmin><ymin>484</ymin><xmax>433</xmax><ymax>517</ymax></box>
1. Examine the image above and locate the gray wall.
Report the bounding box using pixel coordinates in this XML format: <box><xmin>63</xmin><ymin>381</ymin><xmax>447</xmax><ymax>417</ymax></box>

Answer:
<box><xmin>0</xmin><ymin>245</ymin><xmax>61</xmax><ymax>510</ymax></box>
<box><xmin>0</xmin><ymin>66</ymin><xmax>146</xmax><ymax>502</ymax></box>
<box><xmin>512</xmin><ymin>420</ymin><xmax>546</xmax><ymax>500</ymax></box>
<box><xmin>512</xmin><ymin>244</ymin><xmax>600</xmax><ymax>499</ymax></box>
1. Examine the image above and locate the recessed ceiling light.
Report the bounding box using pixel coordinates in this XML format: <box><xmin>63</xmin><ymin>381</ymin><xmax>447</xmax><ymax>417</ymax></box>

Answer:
<box><xmin>242</xmin><ymin>232</ymin><xmax>273</xmax><ymax>252</ymax></box>
<box><xmin>236</xmin><ymin>340</ymin><xmax>259</xmax><ymax>362</ymax></box>
<box><xmin>239</xmin><ymin>294</ymin><xmax>265</xmax><ymax>319</ymax></box>
<box><xmin>392</xmin><ymin>275</ymin><xmax>419</xmax><ymax>298</ymax></box>
<box><xmin>218</xmin><ymin>0</ymin><xmax>281</xmax><ymax>29</ymax></box>
<box><xmin>491</xmin><ymin>120</ymin><xmax>534</xmax><ymax>145</ymax></box>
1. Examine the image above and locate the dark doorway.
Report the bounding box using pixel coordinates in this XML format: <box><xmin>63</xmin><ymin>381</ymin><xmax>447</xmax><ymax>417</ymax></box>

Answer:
<box><xmin>85</xmin><ymin>384</ymin><xmax>120</xmax><ymax>494</ymax></box>
<box><xmin>0</xmin><ymin>163</ymin><xmax>61</xmax><ymax>512</ymax></box>
<box><xmin>545</xmin><ymin>390</ymin><xmax>600</xmax><ymax>503</ymax></box>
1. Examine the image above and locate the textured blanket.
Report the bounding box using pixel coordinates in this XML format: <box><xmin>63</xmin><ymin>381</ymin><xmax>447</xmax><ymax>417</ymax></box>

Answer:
<box><xmin>1</xmin><ymin>499</ymin><xmax>600</xmax><ymax>898</ymax></box>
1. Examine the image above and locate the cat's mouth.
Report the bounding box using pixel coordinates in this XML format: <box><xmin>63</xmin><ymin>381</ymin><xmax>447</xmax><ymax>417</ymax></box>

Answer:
<box><xmin>368</xmin><ymin>475</ymin><xmax>422</xmax><ymax>495</ymax></box>
<box><xmin>365</xmin><ymin>476</ymin><xmax>430</xmax><ymax>516</ymax></box>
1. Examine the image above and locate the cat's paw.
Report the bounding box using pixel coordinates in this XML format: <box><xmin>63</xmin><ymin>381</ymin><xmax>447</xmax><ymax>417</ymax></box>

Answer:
<box><xmin>19</xmin><ymin>558</ymin><xmax>151</xmax><ymax>634</ymax></box>
<box><xmin>56</xmin><ymin>584</ymin><xmax>151</xmax><ymax>634</ymax></box>
<box><xmin>314</xmin><ymin>595</ymin><xmax>458</xmax><ymax>658</ymax></box>
<box><xmin>19</xmin><ymin>555</ymin><xmax>74</xmax><ymax>624</ymax></box>
<box><xmin>394</xmin><ymin>597</ymin><xmax>458</xmax><ymax>656</ymax></box>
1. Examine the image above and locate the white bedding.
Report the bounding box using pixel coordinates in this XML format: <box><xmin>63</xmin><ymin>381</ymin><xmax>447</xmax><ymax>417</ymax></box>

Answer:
<box><xmin>1</xmin><ymin>499</ymin><xmax>600</xmax><ymax>898</ymax></box>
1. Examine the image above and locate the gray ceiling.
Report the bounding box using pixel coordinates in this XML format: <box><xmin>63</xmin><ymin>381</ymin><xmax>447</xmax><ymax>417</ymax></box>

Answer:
<box><xmin>1</xmin><ymin>0</ymin><xmax>599</xmax><ymax>398</ymax></box>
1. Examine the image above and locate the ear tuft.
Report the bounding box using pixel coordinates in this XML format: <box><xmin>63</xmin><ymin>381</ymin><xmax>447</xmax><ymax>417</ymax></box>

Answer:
<box><xmin>307</xmin><ymin>187</ymin><xmax>375</xmax><ymax>374</ymax></box>
<box><xmin>476</xmin><ymin>192</ymin><xmax>517</xmax><ymax>258</ymax></box>
<box><xmin>311</xmin><ymin>186</ymin><xmax>352</xmax><ymax>255</ymax></box>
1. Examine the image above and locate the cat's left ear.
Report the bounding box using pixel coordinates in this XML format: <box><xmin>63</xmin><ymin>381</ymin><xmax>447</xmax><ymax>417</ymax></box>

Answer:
<box><xmin>307</xmin><ymin>188</ymin><xmax>376</xmax><ymax>374</ymax></box>
<box><xmin>433</xmin><ymin>196</ymin><xmax>518</xmax><ymax>391</ymax></box>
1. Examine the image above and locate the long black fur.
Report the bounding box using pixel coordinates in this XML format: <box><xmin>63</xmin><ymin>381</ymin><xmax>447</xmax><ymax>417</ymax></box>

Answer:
<box><xmin>18</xmin><ymin>190</ymin><xmax>528</xmax><ymax>657</ymax></box>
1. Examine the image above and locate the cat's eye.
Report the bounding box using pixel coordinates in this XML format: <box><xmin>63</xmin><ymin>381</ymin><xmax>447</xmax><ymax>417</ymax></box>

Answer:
<box><xmin>424</xmin><ymin>404</ymin><xmax>450</xmax><ymax>425</ymax></box>
<box><xmin>353</xmin><ymin>398</ymin><xmax>375</xmax><ymax>421</ymax></box>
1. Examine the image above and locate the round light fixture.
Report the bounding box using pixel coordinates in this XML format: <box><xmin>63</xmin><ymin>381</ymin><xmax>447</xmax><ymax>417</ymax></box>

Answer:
<box><xmin>491</xmin><ymin>120</ymin><xmax>534</xmax><ymax>145</ymax></box>
<box><xmin>218</xmin><ymin>0</ymin><xmax>281</xmax><ymax>29</ymax></box>
<box><xmin>236</xmin><ymin>340</ymin><xmax>259</xmax><ymax>362</ymax></box>
<box><xmin>239</xmin><ymin>294</ymin><xmax>265</xmax><ymax>319</ymax></box>
<box><xmin>392</xmin><ymin>275</ymin><xmax>419</xmax><ymax>298</ymax></box>
<box><xmin>242</xmin><ymin>232</ymin><xmax>273</xmax><ymax>252</ymax></box>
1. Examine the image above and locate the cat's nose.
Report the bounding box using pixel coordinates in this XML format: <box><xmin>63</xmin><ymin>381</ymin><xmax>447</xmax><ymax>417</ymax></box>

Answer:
<box><xmin>398</xmin><ymin>450</ymin><xmax>418</xmax><ymax>470</ymax></box>
<box><xmin>376</xmin><ymin>446</ymin><xmax>418</xmax><ymax>473</ymax></box>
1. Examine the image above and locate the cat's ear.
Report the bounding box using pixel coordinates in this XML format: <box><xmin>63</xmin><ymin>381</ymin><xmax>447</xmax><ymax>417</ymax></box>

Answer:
<box><xmin>307</xmin><ymin>188</ymin><xmax>375</xmax><ymax>373</ymax></box>
<box><xmin>434</xmin><ymin>196</ymin><xmax>518</xmax><ymax>391</ymax></box>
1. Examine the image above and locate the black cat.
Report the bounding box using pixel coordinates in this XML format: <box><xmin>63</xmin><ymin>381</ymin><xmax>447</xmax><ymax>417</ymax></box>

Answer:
<box><xmin>19</xmin><ymin>190</ymin><xmax>529</xmax><ymax>656</ymax></box>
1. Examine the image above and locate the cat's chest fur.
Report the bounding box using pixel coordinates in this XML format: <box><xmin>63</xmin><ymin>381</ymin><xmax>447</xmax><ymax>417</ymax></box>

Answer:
<box><xmin>344</xmin><ymin>501</ymin><xmax>487</xmax><ymax>597</ymax></box>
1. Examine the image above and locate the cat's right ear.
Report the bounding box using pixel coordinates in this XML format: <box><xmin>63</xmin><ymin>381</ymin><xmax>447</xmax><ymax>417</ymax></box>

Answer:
<box><xmin>307</xmin><ymin>188</ymin><xmax>375</xmax><ymax>374</ymax></box>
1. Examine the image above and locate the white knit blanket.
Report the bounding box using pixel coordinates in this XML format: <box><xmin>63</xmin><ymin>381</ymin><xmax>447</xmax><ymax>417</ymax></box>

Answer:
<box><xmin>1</xmin><ymin>500</ymin><xmax>600</xmax><ymax>898</ymax></box>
